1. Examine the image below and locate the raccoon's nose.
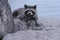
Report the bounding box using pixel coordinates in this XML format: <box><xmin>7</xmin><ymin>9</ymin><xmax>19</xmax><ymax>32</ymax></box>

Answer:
<box><xmin>29</xmin><ymin>13</ymin><xmax>31</xmax><ymax>15</ymax></box>
<box><xmin>28</xmin><ymin>13</ymin><xmax>32</xmax><ymax>15</ymax></box>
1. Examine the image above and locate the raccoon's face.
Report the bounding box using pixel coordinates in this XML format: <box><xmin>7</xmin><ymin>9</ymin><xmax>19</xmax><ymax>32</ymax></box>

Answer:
<box><xmin>24</xmin><ymin>5</ymin><xmax>37</xmax><ymax>17</ymax></box>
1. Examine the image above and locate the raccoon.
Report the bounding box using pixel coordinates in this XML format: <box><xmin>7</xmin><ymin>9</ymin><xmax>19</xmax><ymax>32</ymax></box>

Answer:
<box><xmin>13</xmin><ymin>4</ymin><xmax>39</xmax><ymax>28</ymax></box>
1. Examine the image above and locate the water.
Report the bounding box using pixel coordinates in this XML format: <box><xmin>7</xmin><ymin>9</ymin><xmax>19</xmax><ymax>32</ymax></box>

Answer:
<box><xmin>8</xmin><ymin>0</ymin><xmax>60</xmax><ymax>19</ymax></box>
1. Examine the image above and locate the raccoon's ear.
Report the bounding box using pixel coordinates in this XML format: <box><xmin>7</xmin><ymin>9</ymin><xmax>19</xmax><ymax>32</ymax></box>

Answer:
<box><xmin>33</xmin><ymin>5</ymin><xmax>37</xmax><ymax>9</ymax></box>
<box><xmin>12</xmin><ymin>11</ymin><xmax>19</xmax><ymax>18</ymax></box>
<box><xmin>24</xmin><ymin>4</ymin><xmax>28</xmax><ymax>9</ymax></box>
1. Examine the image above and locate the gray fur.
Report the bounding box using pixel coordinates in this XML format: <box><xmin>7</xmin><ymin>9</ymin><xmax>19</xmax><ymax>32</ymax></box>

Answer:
<box><xmin>13</xmin><ymin>5</ymin><xmax>39</xmax><ymax>30</ymax></box>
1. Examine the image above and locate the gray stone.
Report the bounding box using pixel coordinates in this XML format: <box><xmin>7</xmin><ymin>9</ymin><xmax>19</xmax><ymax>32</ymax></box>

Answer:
<box><xmin>0</xmin><ymin>0</ymin><xmax>15</xmax><ymax>37</ymax></box>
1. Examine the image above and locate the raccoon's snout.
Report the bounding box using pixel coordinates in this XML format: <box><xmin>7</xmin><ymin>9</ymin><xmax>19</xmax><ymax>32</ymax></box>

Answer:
<box><xmin>25</xmin><ymin>10</ymin><xmax>35</xmax><ymax>17</ymax></box>
<box><xmin>26</xmin><ymin>12</ymin><xmax>34</xmax><ymax>17</ymax></box>
<box><xmin>28</xmin><ymin>12</ymin><xmax>33</xmax><ymax>16</ymax></box>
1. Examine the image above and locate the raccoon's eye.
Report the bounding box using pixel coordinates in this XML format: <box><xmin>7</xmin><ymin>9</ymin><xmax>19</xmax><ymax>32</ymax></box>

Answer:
<box><xmin>24</xmin><ymin>10</ymin><xmax>29</xmax><ymax>15</ymax></box>
<box><xmin>31</xmin><ymin>10</ymin><xmax>35</xmax><ymax>16</ymax></box>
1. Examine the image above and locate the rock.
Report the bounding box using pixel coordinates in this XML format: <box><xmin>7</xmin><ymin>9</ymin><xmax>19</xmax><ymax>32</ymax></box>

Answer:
<box><xmin>3</xmin><ymin>28</ymin><xmax>60</xmax><ymax>40</ymax></box>
<box><xmin>0</xmin><ymin>0</ymin><xmax>15</xmax><ymax>37</ymax></box>
<box><xmin>3</xmin><ymin>30</ymin><xmax>48</xmax><ymax>40</ymax></box>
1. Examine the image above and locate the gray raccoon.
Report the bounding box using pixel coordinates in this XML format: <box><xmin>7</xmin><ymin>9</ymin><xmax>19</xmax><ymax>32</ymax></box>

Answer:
<box><xmin>13</xmin><ymin>5</ymin><xmax>39</xmax><ymax>28</ymax></box>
